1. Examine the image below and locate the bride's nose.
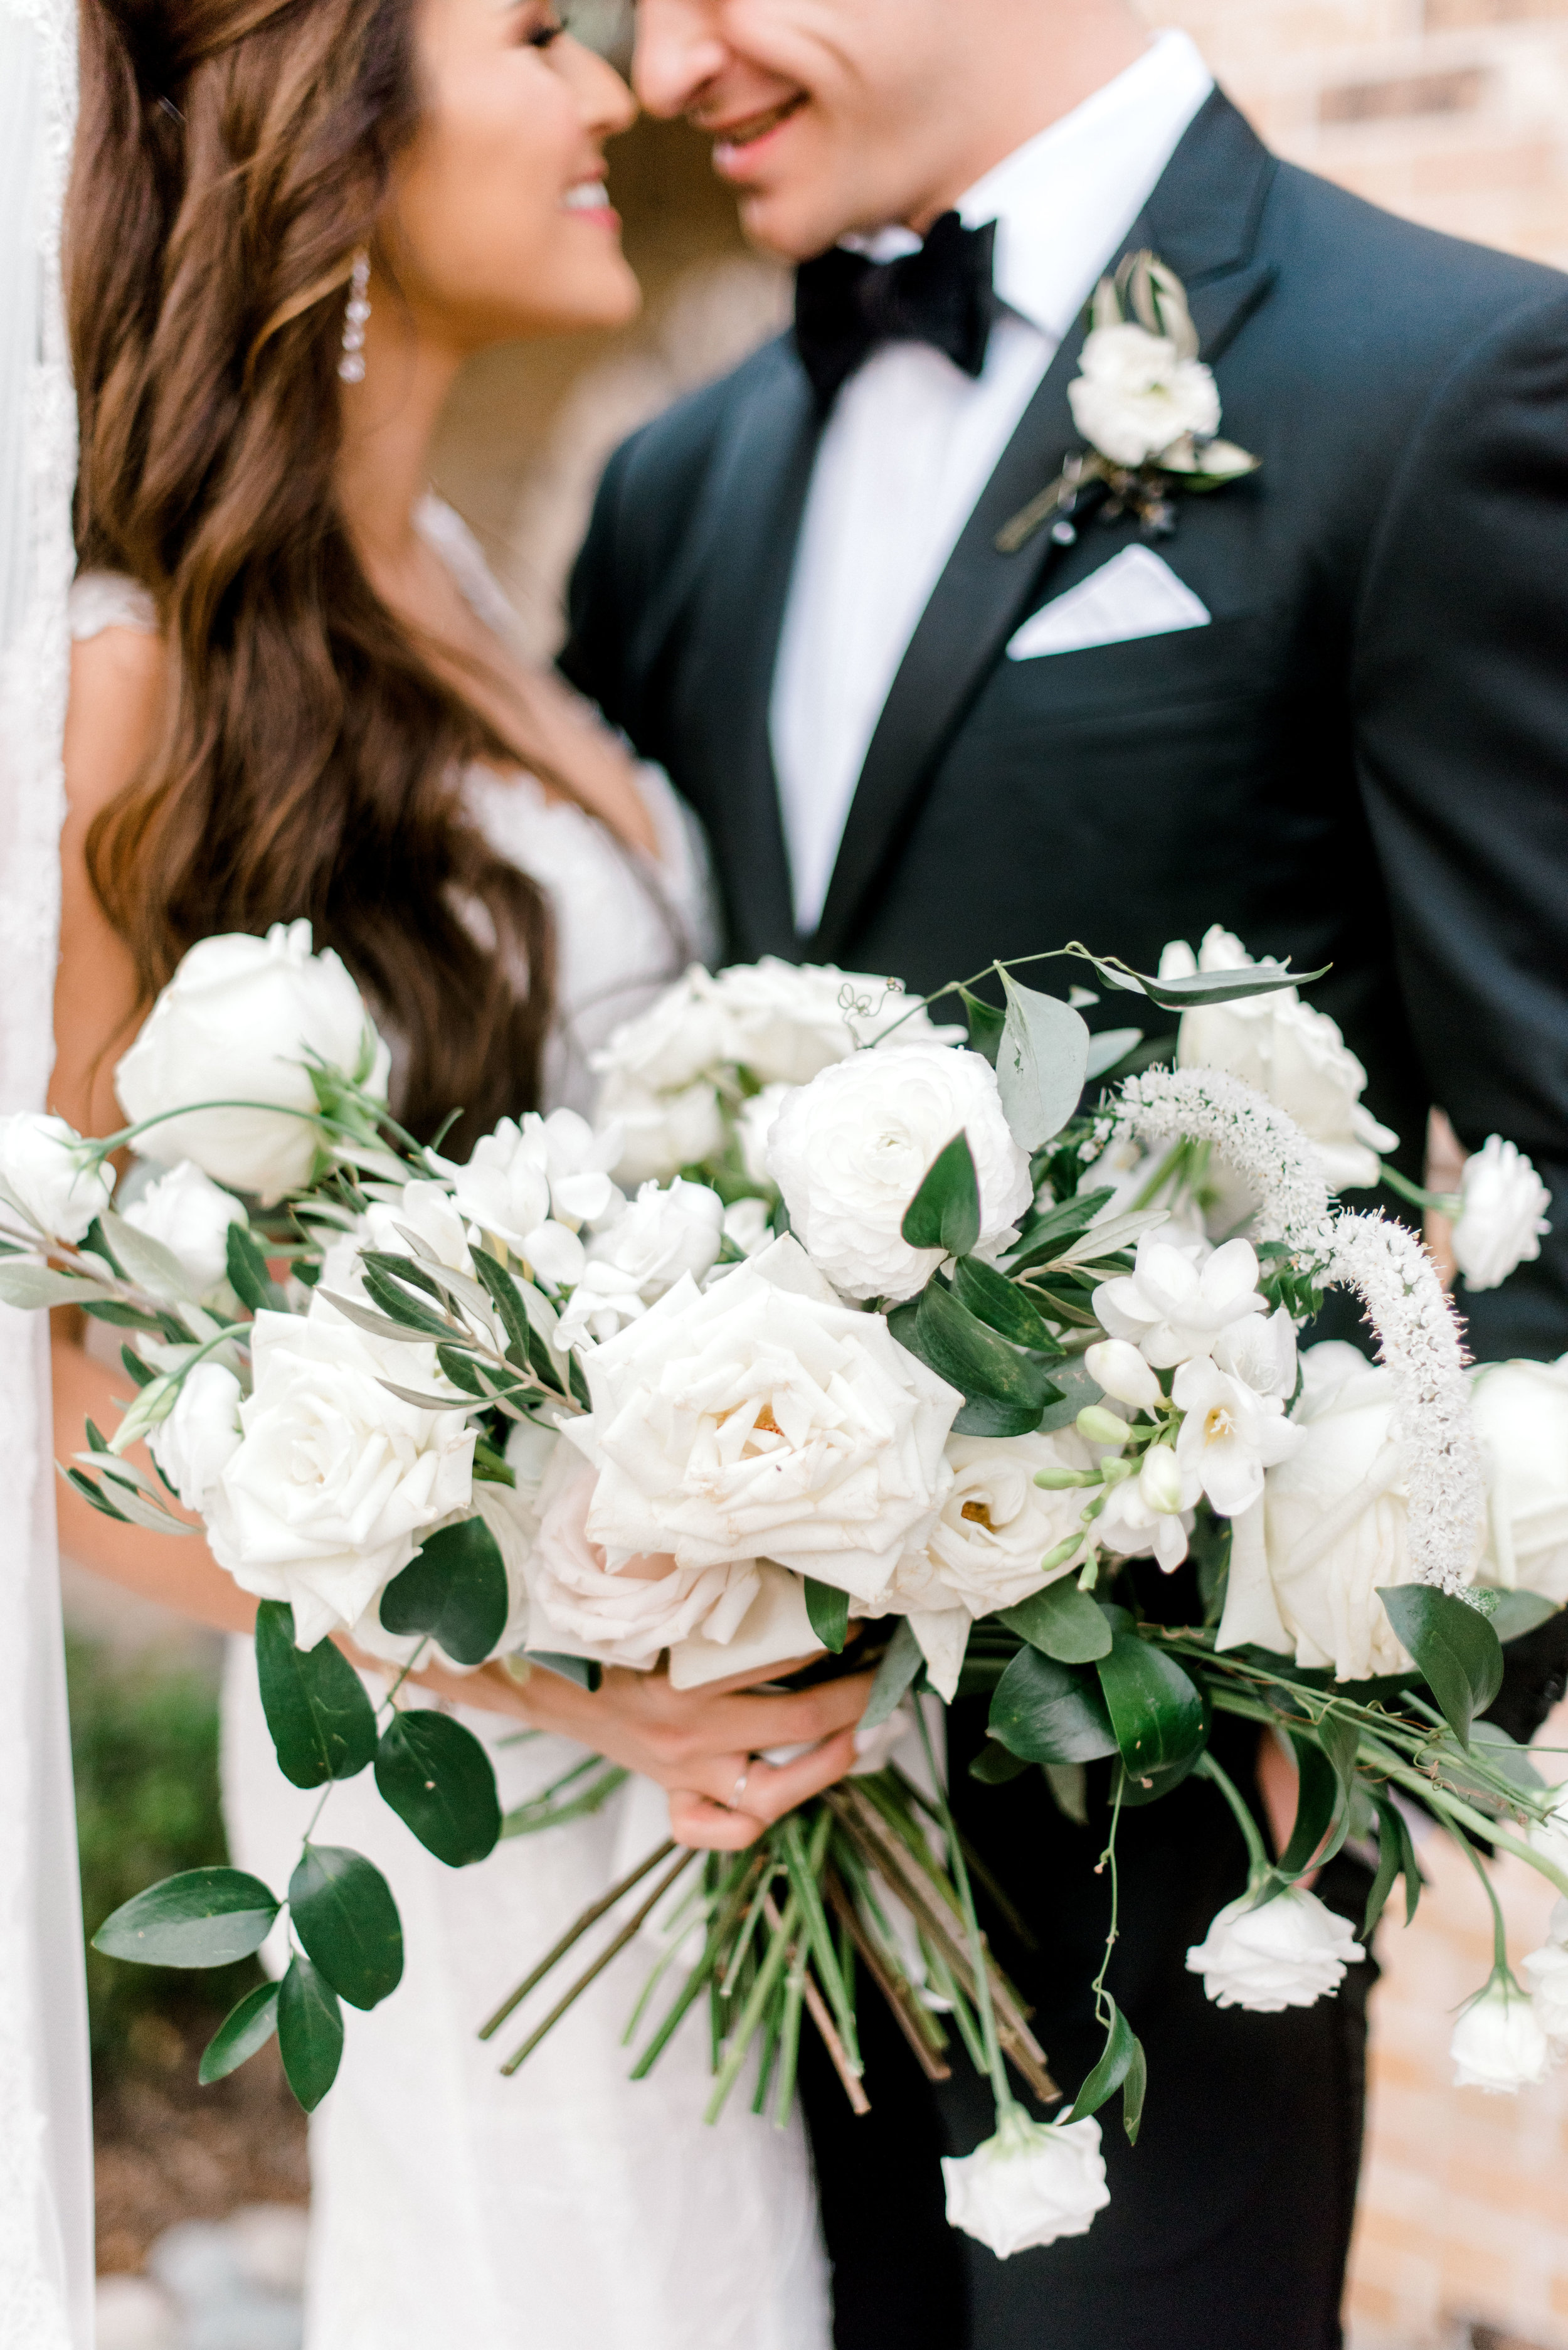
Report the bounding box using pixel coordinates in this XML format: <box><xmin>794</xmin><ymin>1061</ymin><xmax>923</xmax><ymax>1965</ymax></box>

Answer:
<box><xmin>558</xmin><ymin>32</ymin><xmax>639</xmax><ymax>140</ymax></box>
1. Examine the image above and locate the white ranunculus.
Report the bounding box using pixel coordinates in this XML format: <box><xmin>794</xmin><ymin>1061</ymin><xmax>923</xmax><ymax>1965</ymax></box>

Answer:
<box><xmin>1162</xmin><ymin>928</ymin><xmax>1397</xmax><ymax>1192</ymax></box>
<box><xmin>556</xmin><ymin>1179</ymin><xmax>726</xmax><ymax>1350</ymax></box>
<box><xmin>1096</xmin><ymin>1442</ymin><xmax>1199</xmax><ymax>1572</ymax></box>
<box><xmin>767</xmin><ymin>1044</ymin><xmax>1032</xmax><ymax>1304</ymax></box>
<box><xmin>1084</xmin><ymin>1339</ymin><xmax>1163</xmax><ymax>1413</ymax></box>
<box><xmin>712</xmin><ymin>958</ymin><xmax>960</xmax><ymax>1085</ymax></box>
<box><xmin>0</xmin><ymin>1112</ymin><xmax>116</xmax><ymax>1243</ymax></box>
<box><xmin>526</xmin><ymin>1449</ymin><xmax>751</xmax><ymax>1672</ymax></box>
<box><xmin>1172</xmin><ymin>1354</ymin><xmax>1303</xmax><ymax>1518</ymax></box>
<box><xmin>568</xmin><ymin>1236</ymin><xmax>961</xmax><ymax>1605</ymax></box>
<box><xmin>1186</xmin><ymin>1886</ymin><xmax>1364</xmax><ymax>2011</ymax></box>
<box><xmin>923</xmin><ymin>1430</ymin><xmax>1096</xmax><ymax>1614</ymax></box>
<box><xmin>1453</xmin><ymin>1135</ymin><xmax>1552</xmax><ymax>1292</ymax></box>
<box><xmin>1068</xmin><ymin>321</ymin><xmax>1221</xmax><ymax>469</ymax></box>
<box><xmin>149</xmin><ymin>1361</ymin><xmax>244</xmax><ymax>1513</ymax></box>
<box><xmin>595</xmin><ymin>1073</ymin><xmax>728</xmax><ymax>1188</ymax></box>
<box><xmin>122</xmin><ymin>1161</ymin><xmax>246</xmax><ymax>1295</ymax></box>
<box><xmin>1450</xmin><ymin>1979</ymin><xmax>1555</xmax><ymax>2093</ymax></box>
<box><xmin>942</xmin><ymin>2111</ymin><xmax>1110</xmax><ymax>2259</ymax></box>
<box><xmin>1523</xmin><ymin>1935</ymin><xmax>1568</xmax><ymax>2056</ymax></box>
<box><xmin>1471</xmin><ymin>1356</ymin><xmax>1568</xmax><ymax>1603</ymax></box>
<box><xmin>114</xmin><ymin>922</ymin><xmax>389</xmax><ymax>1203</ymax></box>
<box><xmin>206</xmin><ymin>1305</ymin><xmax>475</xmax><ymax>1649</ymax></box>
<box><xmin>736</xmin><ymin>1083</ymin><xmax>797</xmax><ymax>1187</ymax></box>
<box><xmin>1094</xmin><ymin>1233</ymin><xmax>1268</xmax><ymax>1369</ymax></box>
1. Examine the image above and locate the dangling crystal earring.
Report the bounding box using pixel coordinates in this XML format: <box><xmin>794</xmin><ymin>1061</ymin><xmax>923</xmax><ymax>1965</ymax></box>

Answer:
<box><xmin>337</xmin><ymin>249</ymin><xmax>371</xmax><ymax>385</ymax></box>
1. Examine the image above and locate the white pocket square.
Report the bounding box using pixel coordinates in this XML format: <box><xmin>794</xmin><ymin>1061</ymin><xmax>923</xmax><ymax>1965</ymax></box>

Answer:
<box><xmin>1006</xmin><ymin>545</ymin><xmax>1212</xmax><ymax>660</ymax></box>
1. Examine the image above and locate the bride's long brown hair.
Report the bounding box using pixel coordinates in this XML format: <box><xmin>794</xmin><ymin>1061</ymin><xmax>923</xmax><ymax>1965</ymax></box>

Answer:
<box><xmin>69</xmin><ymin>0</ymin><xmax>554</xmax><ymax>1150</ymax></box>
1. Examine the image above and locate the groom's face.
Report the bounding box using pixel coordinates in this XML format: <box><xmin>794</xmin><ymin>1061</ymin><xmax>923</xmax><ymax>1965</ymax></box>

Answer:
<box><xmin>632</xmin><ymin>0</ymin><xmax>982</xmax><ymax>259</ymax></box>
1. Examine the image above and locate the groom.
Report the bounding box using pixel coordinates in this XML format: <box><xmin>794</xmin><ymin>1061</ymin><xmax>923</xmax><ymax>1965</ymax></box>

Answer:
<box><xmin>564</xmin><ymin>3</ymin><xmax>1568</xmax><ymax>2344</ymax></box>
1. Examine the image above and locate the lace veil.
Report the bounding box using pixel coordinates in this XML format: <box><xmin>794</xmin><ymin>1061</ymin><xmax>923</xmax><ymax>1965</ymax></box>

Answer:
<box><xmin>0</xmin><ymin>0</ymin><xmax>97</xmax><ymax>2340</ymax></box>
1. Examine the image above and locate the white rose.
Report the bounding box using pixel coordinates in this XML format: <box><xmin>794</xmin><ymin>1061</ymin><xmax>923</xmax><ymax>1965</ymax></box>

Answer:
<box><xmin>526</xmin><ymin>1449</ymin><xmax>753</xmax><ymax>1671</ymax></box>
<box><xmin>736</xmin><ymin>1083</ymin><xmax>797</xmax><ymax>1187</ymax></box>
<box><xmin>942</xmin><ymin>2112</ymin><xmax>1110</xmax><ymax>2259</ymax></box>
<box><xmin>1453</xmin><ymin>1135</ymin><xmax>1552</xmax><ymax>1292</ymax></box>
<box><xmin>1471</xmin><ymin>1356</ymin><xmax>1568</xmax><ymax>1603</ymax></box>
<box><xmin>114</xmin><ymin>923</ymin><xmax>389</xmax><ymax>1203</ymax></box>
<box><xmin>207</xmin><ymin>1305</ymin><xmax>475</xmax><ymax>1648</ymax></box>
<box><xmin>1067</xmin><ymin>322</ymin><xmax>1221</xmax><ymax>469</ymax></box>
<box><xmin>1450</xmin><ymin>1979</ymin><xmax>1555</xmax><ymax>2093</ymax></box>
<box><xmin>123</xmin><ymin>1161</ymin><xmax>246</xmax><ymax>1295</ymax></box>
<box><xmin>590</xmin><ymin>964</ymin><xmax>735</xmax><ymax>1095</ymax></box>
<box><xmin>556</xmin><ymin>1179</ymin><xmax>725</xmax><ymax>1350</ymax></box>
<box><xmin>1163</xmin><ymin>928</ymin><xmax>1398</xmax><ymax>1193</ymax></box>
<box><xmin>568</xmin><ymin>1235</ymin><xmax>961</xmax><ymax>1605</ymax></box>
<box><xmin>595</xmin><ymin>1073</ymin><xmax>728</xmax><ymax>1188</ymax></box>
<box><xmin>712</xmin><ymin>958</ymin><xmax>961</xmax><ymax>1085</ymax></box>
<box><xmin>149</xmin><ymin>1361</ymin><xmax>243</xmax><ymax>1513</ymax></box>
<box><xmin>1186</xmin><ymin>1886</ymin><xmax>1364</xmax><ymax>2011</ymax></box>
<box><xmin>1523</xmin><ymin>1936</ymin><xmax>1568</xmax><ymax>2056</ymax></box>
<box><xmin>767</xmin><ymin>1044</ymin><xmax>1032</xmax><ymax>1304</ymax></box>
<box><xmin>1094</xmin><ymin>1234</ymin><xmax>1268</xmax><ymax>1370</ymax></box>
<box><xmin>923</xmin><ymin>1430</ymin><xmax>1096</xmax><ymax>1614</ymax></box>
<box><xmin>0</xmin><ymin>1112</ymin><xmax>115</xmax><ymax>1243</ymax></box>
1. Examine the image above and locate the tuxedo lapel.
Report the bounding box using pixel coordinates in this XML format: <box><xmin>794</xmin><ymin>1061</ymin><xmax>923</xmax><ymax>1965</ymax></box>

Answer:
<box><xmin>807</xmin><ymin>90</ymin><xmax>1279</xmax><ymax>967</ymax></box>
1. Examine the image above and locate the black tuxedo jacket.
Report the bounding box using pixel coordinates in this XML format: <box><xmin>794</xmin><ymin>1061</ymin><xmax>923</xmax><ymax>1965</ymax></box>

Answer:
<box><xmin>565</xmin><ymin>89</ymin><xmax>1568</xmax><ymax>1367</ymax></box>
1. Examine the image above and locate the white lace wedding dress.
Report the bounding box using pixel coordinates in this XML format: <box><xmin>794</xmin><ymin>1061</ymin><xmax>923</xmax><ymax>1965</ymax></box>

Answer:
<box><xmin>68</xmin><ymin>507</ymin><xmax>832</xmax><ymax>2350</ymax></box>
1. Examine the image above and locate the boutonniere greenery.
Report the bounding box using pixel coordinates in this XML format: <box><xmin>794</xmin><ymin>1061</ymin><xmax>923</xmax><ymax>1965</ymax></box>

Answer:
<box><xmin>997</xmin><ymin>250</ymin><xmax>1259</xmax><ymax>554</ymax></box>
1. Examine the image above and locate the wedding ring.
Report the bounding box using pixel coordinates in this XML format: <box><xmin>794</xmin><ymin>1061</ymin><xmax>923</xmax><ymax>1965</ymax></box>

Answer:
<box><xmin>730</xmin><ymin>1763</ymin><xmax>753</xmax><ymax>1811</ymax></box>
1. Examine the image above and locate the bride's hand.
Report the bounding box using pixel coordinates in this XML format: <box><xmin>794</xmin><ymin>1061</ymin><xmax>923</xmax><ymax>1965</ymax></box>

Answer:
<box><xmin>418</xmin><ymin>1651</ymin><xmax>874</xmax><ymax>1853</ymax></box>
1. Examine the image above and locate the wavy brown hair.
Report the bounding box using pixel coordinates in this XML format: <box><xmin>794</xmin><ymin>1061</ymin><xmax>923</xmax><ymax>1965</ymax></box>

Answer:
<box><xmin>68</xmin><ymin>0</ymin><xmax>554</xmax><ymax>1150</ymax></box>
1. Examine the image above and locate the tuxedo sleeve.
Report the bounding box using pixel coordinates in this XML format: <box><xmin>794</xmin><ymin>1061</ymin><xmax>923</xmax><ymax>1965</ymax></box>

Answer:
<box><xmin>559</xmin><ymin>433</ymin><xmax>640</xmax><ymax>733</ymax></box>
<box><xmin>1353</xmin><ymin>285</ymin><xmax>1568</xmax><ymax>1363</ymax></box>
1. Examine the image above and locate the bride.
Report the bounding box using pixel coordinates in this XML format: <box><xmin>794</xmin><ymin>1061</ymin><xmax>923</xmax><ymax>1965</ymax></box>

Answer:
<box><xmin>48</xmin><ymin>0</ymin><xmax>871</xmax><ymax>2340</ymax></box>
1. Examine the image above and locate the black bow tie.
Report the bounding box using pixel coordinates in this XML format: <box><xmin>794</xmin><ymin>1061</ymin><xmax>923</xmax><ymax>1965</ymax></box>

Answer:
<box><xmin>793</xmin><ymin>211</ymin><xmax>999</xmax><ymax>412</ymax></box>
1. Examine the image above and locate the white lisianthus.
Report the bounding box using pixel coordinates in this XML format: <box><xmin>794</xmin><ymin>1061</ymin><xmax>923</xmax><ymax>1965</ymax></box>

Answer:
<box><xmin>149</xmin><ymin>1361</ymin><xmax>244</xmax><ymax>1513</ymax></box>
<box><xmin>437</xmin><ymin>1109</ymin><xmax>622</xmax><ymax>1282</ymax></box>
<box><xmin>1172</xmin><ymin>1355</ymin><xmax>1303</xmax><ymax>1518</ymax></box>
<box><xmin>1522</xmin><ymin>1928</ymin><xmax>1568</xmax><ymax>2057</ymax></box>
<box><xmin>567</xmin><ymin>1236</ymin><xmax>960</xmax><ymax>1607</ymax></box>
<box><xmin>1067</xmin><ymin>321</ymin><xmax>1221</xmax><ymax>469</ymax></box>
<box><xmin>114</xmin><ymin>923</ymin><xmax>389</xmax><ymax>1202</ymax></box>
<box><xmin>0</xmin><ymin>1112</ymin><xmax>116</xmax><ymax>1242</ymax></box>
<box><xmin>1094</xmin><ymin>1233</ymin><xmax>1268</xmax><ymax>1369</ymax></box>
<box><xmin>1452</xmin><ymin>1135</ymin><xmax>1552</xmax><ymax>1292</ymax></box>
<box><xmin>1160</xmin><ymin>928</ymin><xmax>1398</xmax><ymax>1192</ymax></box>
<box><xmin>525</xmin><ymin>1449</ymin><xmax>753</xmax><ymax>1672</ymax></box>
<box><xmin>736</xmin><ymin>1083</ymin><xmax>797</xmax><ymax>1187</ymax></box>
<box><xmin>922</xmin><ymin>1430</ymin><xmax>1096</xmax><ymax>1614</ymax></box>
<box><xmin>1096</xmin><ymin>1443</ymin><xmax>1199</xmax><ymax>1573</ymax></box>
<box><xmin>206</xmin><ymin>1305</ymin><xmax>475</xmax><ymax>1649</ymax></box>
<box><xmin>122</xmin><ymin>1161</ymin><xmax>246</xmax><ymax>1295</ymax></box>
<box><xmin>363</xmin><ymin>1178</ymin><xmax>476</xmax><ymax>1279</ymax></box>
<box><xmin>1186</xmin><ymin>1886</ymin><xmax>1364</xmax><ymax>2011</ymax></box>
<box><xmin>1450</xmin><ymin>1979</ymin><xmax>1555</xmax><ymax>2093</ymax></box>
<box><xmin>941</xmin><ymin>2110</ymin><xmax>1110</xmax><ymax>2258</ymax></box>
<box><xmin>1471</xmin><ymin>1356</ymin><xmax>1568</xmax><ymax>1603</ymax></box>
<box><xmin>594</xmin><ymin>1073</ymin><xmax>728</xmax><ymax>1188</ymax></box>
<box><xmin>1084</xmin><ymin>1339</ymin><xmax>1164</xmax><ymax>1413</ymax></box>
<box><xmin>767</xmin><ymin>1045</ymin><xmax>1032</xmax><ymax>1304</ymax></box>
<box><xmin>556</xmin><ymin>1179</ymin><xmax>725</xmax><ymax>1349</ymax></box>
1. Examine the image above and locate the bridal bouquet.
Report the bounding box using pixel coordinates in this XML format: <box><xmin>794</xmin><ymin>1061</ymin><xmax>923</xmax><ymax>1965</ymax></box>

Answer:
<box><xmin>14</xmin><ymin>918</ymin><xmax>1568</xmax><ymax>2256</ymax></box>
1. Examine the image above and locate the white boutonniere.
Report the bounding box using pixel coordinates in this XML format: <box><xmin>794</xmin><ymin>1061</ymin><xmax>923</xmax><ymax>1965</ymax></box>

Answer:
<box><xmin>998</xmin><ymin>252</ymin><xmax>1258</xmax><ymax>554</ymax></box>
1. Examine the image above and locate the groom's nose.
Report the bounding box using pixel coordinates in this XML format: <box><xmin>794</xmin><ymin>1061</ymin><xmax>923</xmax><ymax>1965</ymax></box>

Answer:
<box><xmin>632</xmin><ymin>0</ymin><xmax>731</xmax><ymax>120</ymax></box>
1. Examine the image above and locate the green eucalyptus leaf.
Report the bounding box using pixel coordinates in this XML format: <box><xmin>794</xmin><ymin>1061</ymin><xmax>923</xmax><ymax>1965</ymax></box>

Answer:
<box><xmin>101</xmin><ymin>1208</ymin><xmax>201</xmax><ymax>1304</ymax></box>
<box><xmin>93</xmin><ymin>1866</ymin><xmax>279</xmax><ymax>1969</ymax></box>
<box><xmin>362</xmin><ymin>1265</ymin><xmax>453</xmax><ymax>1341</ymax></box>
<box><xmin>1084</xmin><ymin>1028</ymin><xmax>1144</xmax><ymax>1082</ymax></box>
<box><xmin>969</xmin><ymin>1737</ymin><xmax>1031</xmax><ymax>1785</ymax></box>
<box><xmin>1079</xmin><ymin>950</ymin><xmax>1327</xmax><ymax>1013</ymax></box>
<box><xmin>527</xmin><ymin>1651</ymin><xmax>603</xmax><ymax>1692</ymax></box>
<box><xmin>901</xmin><ymin>1132</ymin><xmax>982</xmax><ymax>1258</ymax></box>
<box><xmin>379</xmin><ymin>1516</ymin><xmax>509</xmax><ymax>1666</ymax></box>
<box><xmin>961</xmin><ymin>989</ymin><xmax>1005</xmax><ymax>1065</ymax></box>
<box><xmin>1488</xmin><ymin>1590</ymin><xmax>1560</xmax><ymax>1646</ymax></box>
<box><xmin>255</xmin><ymin>1601</ymin><xmax>378</xmax><ymax>1789</ymax></box>
<box><xmin>1001</xmin><ymin>1580</ymin><xmax>1112</xmax><ymax>1665</ymax></box>
<box><xmin>288</xmin><ymin>1844</ymin><xmax>404</xmax><ymax>2011</ymax></box>
<box><xmin>374</xmin><ymin>1709</ymin><xmax>502</xmax><ymax>1868</ymax></box>
<box><xmin>990</xmin><ymin>1647</ymin><xmax>1118</xmax><ymax>1764</ymax></box>
<box><xmin>198</xmin><ymin>1980</ymin><xmax>281</xmax><ymax>2085</ymax></box>
<box><xmin>1096</xmin><ymin>1630</ymin><xmax>1207</xmax><ymax>1781</ymax></box>
<box><xmin>277</xmin><ymin>1954</ymin><xmax>344</xmax><ymax>2111</ymax></box>
<box><xmin>996</xmin><ymin>972</ymin><xmax>1091</xmax><ymax>1151</ymax></box>
<box><xmin>805</xmin><ymin>1578</ymin><xmax>850</xmax><ymax>1656</ymax></box>
<box><xmin>1380</xmin><ymin>1583</ymin><xmax>1504</xmax><ymax>1751</ymax></box>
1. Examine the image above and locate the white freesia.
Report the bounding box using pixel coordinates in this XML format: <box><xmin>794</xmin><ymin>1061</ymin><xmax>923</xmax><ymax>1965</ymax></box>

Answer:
<box><xmin>595</xmin><ymin>1074</ymin><xmax>728</xmax><ymax>1188</ymax></box>
<box><xmin>942</xmin><ymin>2111</ymin><xmax>1110</xmax><ymax>2259</ymax></box>
<box><xmin>1471</xmin><ymin>1356</ymin><xmax>1568</xmax><ymax>1603</ymax></box>
<box><xmin>114</xmin><ymin>922</ymin><xmax>389</xmax><ymax>1201</ymax></box>
<box><xmin>437</xmin><ymin>1109</ymin><xmax>622</xmax><ymax>1282</ymax></box>
<box><xmin>566</xmin><ymin>1236</ymin><xmax>961</xmax><ymax>1606</ymax></box>
<box><xmin>0</xmin><ymin>1111</ymin><xmax>116</xmax><ymax>1243</ymax></box>
<box><xmin>364</xmin><ymin>1178</ymin><xmax>476</xmax><ymax>1279</ymax></box>
<box><xmin>206</xmin><ymin>1305</ymin><xmax>475</xmax><ymax>1649</ymax></box>
<box><xmin>1067</xmin><ymin>321</ymin><xmax>1220</xmax><ymax>469</ymax></box>
<box><xmin>768</xmin><ymin>1045</ymin><xmax>1032</xmax><ymax>1304</ymax></box>
<box><xmin>1094</xmin><ymin>1233</ymin><xmax>1267</xmax><ymax>1369</ymax></box>
<box><xmin>122</xmin><ymin>1161</ymin><xmax>246</xmax><ymax>1295</ymax></box>
<box><xmin>1186</xmin><ymin>1886</ymin><xmax>1364</xmax><ymax>2011</ymax></box>
<box><xmin>556</xmin><ymin>1179</ymin><xmax>726</xmax><ymax>1349</ymax></box>
<box><xmin>1450</xmin><ymin>1979</ymin><xmax>1555</xmax><ymax>2093</ymax></box>
<box><xmin>1160</xmin><ymin>928</ymin><xmax>1397</xmax><ymax>1192</ymax></box>
<box><xmin>148</xmin><ymin>1361</ymin><xmax>243</xmax><ymax>1513</ymax></box>
<box><xmin>921</xmin><ymin>1430</ymin><xmax>1096</xmax><ymax>1614</ymax></box>
<box><xmin>1172</xmin><ymin>1355</ymin><xmax>1302</xmax><ymax>1518</ymax></box>
<box><xmin>1453</xmin><ymin>1135</ymin><xmax>1552</xmax><ymax>1292</ymax></box>
<box><xmin>1084</xmin><ymin>1339</ymin><xmax>1163</xmax><ymax>1413</ymax></box>
<box><xmin>736</xmin><ymin>1083</ymin><xmax>796</xmax><ymax>1186</ymax></box>
<box><xmin>1096</xmin><ymin>1442</ymin><xmax>1199</xmax><ymax>1573</ymax></box>
<box><xmin>526</xmin><ymin>1449</ymin><xmax>752</xmax><ymax>1672</ymax></box>
<box><xmin>1522</xmin><ymin>1928</ymin><xmax>1568</xmax><ymax>2056</ymax></box>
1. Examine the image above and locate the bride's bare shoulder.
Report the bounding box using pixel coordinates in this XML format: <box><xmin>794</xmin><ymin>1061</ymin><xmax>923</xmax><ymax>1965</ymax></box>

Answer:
<box><xmin>64</xmin><ymin>579</ymin><xmax>165</xmax><ymax>825</ymax></box>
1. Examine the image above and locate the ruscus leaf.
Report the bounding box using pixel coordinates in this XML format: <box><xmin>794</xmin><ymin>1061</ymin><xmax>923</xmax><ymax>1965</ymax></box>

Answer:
<box><xmin>1001</xmin><ymin>1580</ymin><xmax>1112</xmax><ymax>1665</ymax></box>
<box><xmin>288</xmin><ymin>1844</ymin><xmax>404</xmax><ymax>2010</ymax></box>
<box><xmin>989</xmin><ymin>1647</ymin><xmax>1118</xmax><ymax>1764</ymax></box>
<box><xmin>1380</xmin><ymin>1583</ymin><xmax>1504</xmax><ymax>1750</ymax></box>
<box><xmin>198</xmin><ymin>1980</ymin><xmax>281</xmax><ymax>2084</ymax></box>
<box><xmin>277</xmin><ymin>1954</ymin><xmax>344</xmax><ymax>2111</ymax></box>
<box><xmin>379</xmin><ymin>1515</ymin><xmax>509</xmax><ymax>1666</ymax></box>
<box><xmin>1095</xmin><ymin>1630</ymin><xmax>1207</xmax><ymax>1780</ymax></box>
<box><xmin>93</xmin><ymin>1867</ymin><xmax>279</xmax><ymax>1969</ymax></box>
<box><xmin>901</xmin><ymin>1132</ymin><xmax>982</xmax><ymax>1258</ymax></box>
<box><xmin>374</xmin><ymin>1709</ymin><xmax>502</xmax><ymax>1868</ymax></box>
<box><xmin>805</xmin><ymin>1578</ymin><xmax>850</xmax><ymax>1656</ymax></box>
<box><xmin>254</xmin><ymin>1600</ymin><xmax>378</xmax><ymax>1789</ymax></box>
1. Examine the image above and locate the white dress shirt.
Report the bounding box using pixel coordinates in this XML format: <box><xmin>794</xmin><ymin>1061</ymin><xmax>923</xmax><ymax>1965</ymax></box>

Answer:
<box><xmin>770</xmin><ymin>29</ymin><xmax>1216</xmax><ymax>935</ymax></box>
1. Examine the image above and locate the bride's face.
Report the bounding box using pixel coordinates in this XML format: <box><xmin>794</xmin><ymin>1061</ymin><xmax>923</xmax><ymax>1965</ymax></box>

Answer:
<box><xmin>384</xmin><ymin>0</ymin><xmax>640</xmax><ymax>347</ymax></box>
